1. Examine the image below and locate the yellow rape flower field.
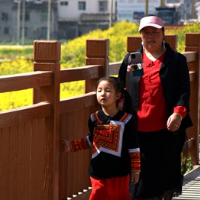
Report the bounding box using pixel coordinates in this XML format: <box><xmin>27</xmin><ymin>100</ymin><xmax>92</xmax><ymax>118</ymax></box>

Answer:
<box><xmin>0</xmin><ymin>21</ymin><xmax>200</xmax><ymax>111</ymax></box>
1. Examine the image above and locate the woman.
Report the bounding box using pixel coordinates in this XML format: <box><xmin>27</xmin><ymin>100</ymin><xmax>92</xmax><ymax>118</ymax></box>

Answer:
<box><xmin>118</xmin><ymin>15</ymin><xmax>193</xmax><ymax>200</ymax></box>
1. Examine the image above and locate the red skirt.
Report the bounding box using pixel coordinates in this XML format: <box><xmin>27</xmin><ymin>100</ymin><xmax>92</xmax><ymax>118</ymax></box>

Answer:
<box><xmin>89</xmin><ymin>174</ymin><xmax>131</xmax><ymax>200</ymax></box>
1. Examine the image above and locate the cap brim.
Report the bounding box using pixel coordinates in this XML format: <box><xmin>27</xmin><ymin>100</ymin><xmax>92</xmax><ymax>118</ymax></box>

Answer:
<box><xmin>139</xmin><ymin>24</ymin><xmax>163</xmax><ymax>31</ymax></box>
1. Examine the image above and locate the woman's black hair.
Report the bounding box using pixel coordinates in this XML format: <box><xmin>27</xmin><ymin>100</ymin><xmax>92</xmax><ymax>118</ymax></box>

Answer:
<box><xmin>97</xmin><ymin>76</ymin><xmax>134</xmax><ymax>114</ymax></box>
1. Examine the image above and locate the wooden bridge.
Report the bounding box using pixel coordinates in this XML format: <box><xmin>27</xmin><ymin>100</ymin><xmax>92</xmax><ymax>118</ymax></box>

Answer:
<box><xmin>0</xmin><ymin>33</ymin><xmax>199</xmax><ymax>200</ymax></box>
<box><xmin>173</xmin><ymin>165</ymin><xmax>200</xmax><ymax>200</ymax></box>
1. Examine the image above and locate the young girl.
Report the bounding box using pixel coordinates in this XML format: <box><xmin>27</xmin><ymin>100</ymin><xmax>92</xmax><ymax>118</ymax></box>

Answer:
<box><xmin>62</xmin><ymin>76</ymin><xmax>141</xmax><ymax>200</ymax></box>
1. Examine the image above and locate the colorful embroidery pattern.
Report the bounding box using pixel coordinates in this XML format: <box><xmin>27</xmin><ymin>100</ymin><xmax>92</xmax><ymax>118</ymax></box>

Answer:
<box><xmin>90</xmin><ymin>111</ymin><xmax>133</xmax><ymax>159</ymax></box>
<box><xmin>129</xmin><ymin>151</ymin><xmax>141</xmax><ymax>173</ymax></box>
<box><xmin>92</xmin><ymin>111</ymin><xmax>103</xmax><ymax>124</ymax></box>
<box><xmin>69</xmin><ymin>137</ymin><xmax>91</xmax><ymax>152</ymax></box>
<box><xmin>92</xmin><ymin>123</ymin><xmax>121</xmax><ymax>156</ymax></box>
<box><xmin>90</xmin><ymin>111</ymin><xmax>131</xmax><ymax>125</ymax></box>
<box><xmin>120</xmin><ymin>112</ymin><xmax>131</xmax><ymax>124</ymax></box>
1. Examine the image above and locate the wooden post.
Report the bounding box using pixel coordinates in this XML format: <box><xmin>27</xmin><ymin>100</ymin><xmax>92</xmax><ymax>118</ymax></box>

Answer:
<box><xmin>126</xmin><ymin>36</ymin><xmax>141</xmax><ymax>53</ymax></box>
<box><xmin>85</xmin><ymin>39</ymin><xmax>109</xmax><ymax>93</ymax></box>
<box><xmin>33</xmin><ymin>40</ymin><xmax>61</xmax><ymax>200</ymax></box>
<box><xmin>126</xmin><ymin>34</ymin><xmax>177</xmax><ymax>53</ymax></box>
<box><xmin>185</xmin><ymin>33</ymin><xmax>200</xmax><ymax>165</ymax></box>
<box><xmin>164</xmin><ymin>34</ymin><xmax>178</xmax><ymax>51</ymax></box>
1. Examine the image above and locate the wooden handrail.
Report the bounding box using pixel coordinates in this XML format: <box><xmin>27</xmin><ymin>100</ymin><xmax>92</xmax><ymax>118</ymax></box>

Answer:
<box><xmin>60</xmin><ymin>65</ymin><xmax>102</xmax><ymax>83</ymax></box>
<box><xmin>0</xmin><ymin>71</ymin><xmax>52</xmax><ymax>93</ymax></box>
<box><xmin>182</xmin><ymin>51</ymin><xmax>197</xmax><ymax>63</ymax></box>
<box><xmin>60</xmin><ymin>92</ymin><xmax>96</xmax><ymax>113</ymax></box>
<box><xmin>108</xmin><ymin>62</ymin><xmax>121</xmax><ymax>75</ymax></box>
<box><xmin>189</xmin><ymin>71</ymin><xmax>196</xmax><ymax>81</ymax></box>
<box><xmin>183</xmin><ymin>138</ymin><xmax>195</xmax><ymax>152</ymax></box>
<box><xmin>0</xmin><ymin>101</ymin><xmax>51</xmax><ymax>128</ymax></box>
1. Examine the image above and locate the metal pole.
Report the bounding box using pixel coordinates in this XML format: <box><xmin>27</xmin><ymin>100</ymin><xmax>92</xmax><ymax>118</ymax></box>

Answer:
<box><xmin>47</xmin><ymin>0</ymin><xmax>51</xmax><ymax>40</ymax></box>
<box><xmin>17</xmin><ymin>0</ymin><xmax>21</xmax><ymax>42</ymax></box>
<box><xmin>21</xmin><ymin>0</ymin><xmax>25</xmax><ymax>46</ymax></box>
<box><xmin>191</xmin><ymin>0</ymin><xmax>195</xmax><ymax>19</ymax></box>
<box><xmin>109</xmin><ymin>0</ymin><xmax>113</xmax><ymax>27</ymax></box>
<box><xmin>160</xmin><ymin>0</ymin><xmax>163</xmax><ymax>7</ymax></box>
<box><xmin>184</xmin><ymin>0</ymin><xmax>186</xmax><ymax>22</ymax></box>
<box><xmin>145</xmin><ymin>0</ymin><xmax>149</xmax><ymax>15</ymax></box>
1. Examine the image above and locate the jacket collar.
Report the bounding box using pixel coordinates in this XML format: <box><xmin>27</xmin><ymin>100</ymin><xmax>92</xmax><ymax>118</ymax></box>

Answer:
<box><xmin>137</xmin><ymin>43</ymin><xmax>175</xmax><ymax>70</ymax></box>
<box><xmin>160</xmin><ymin>43</ymin><xmax>176</xmax><ymax>70</ymax></box>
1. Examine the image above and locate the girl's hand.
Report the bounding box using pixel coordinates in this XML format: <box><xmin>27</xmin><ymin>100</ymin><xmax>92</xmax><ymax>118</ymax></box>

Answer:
<box><xmin>62</xmin><ymin>139</ymin><xmax>70</xmax><ymax>152</ymax></box>
<box><xmin>130</xmin><ymin>172</ymin><xmax>140</xmax><ymax>184</ymax></box>
<box><xmin>166</xmin><ymin>113</ymin><xmax>182</xmax><ymax>132</ymax></box>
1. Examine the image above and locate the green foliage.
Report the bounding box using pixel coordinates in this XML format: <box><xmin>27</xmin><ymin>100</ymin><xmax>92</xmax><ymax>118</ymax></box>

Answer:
<box><xmin>61</xmin><ymin>21</ymin><xmax>140</xmax><ymax>68</ymax></box>
<box><xmin>165</xmin><ymin>23</ymin><xmax>200</xmax><ymax>52</ymax></box>
<box><xmin>60</xmin><ymin>81</ymin><xmax>84</xmax><ymax>99</ymax></box>
<box><xmin>0</xmin><ymin>58</ymin><xmax>33</xmax><ymax>75</ymax></box>
<box><xmin>0</xmin><ymin>39</ymin><xmax>35</xmax><ymax>45</ymax></box>
<box><xmin>0</xmin><ymin>89</ymin><xmax>32</xmax><ymax>111</ymax></box>
<box><xmin>181</xmin><ymin>156</ymin><xmax>193</xmax><ymax>174</ymax></box>
<box><xmin>0</xmin><ymin>45</ymin><xmax>33</xmax><ymax>59</ymax></box>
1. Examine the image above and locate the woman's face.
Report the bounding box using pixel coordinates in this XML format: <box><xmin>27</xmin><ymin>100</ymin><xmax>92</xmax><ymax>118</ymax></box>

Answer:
<box><xmin>140</xmin><ymin>26</ymin><xmax>164</xmax><ymax>53</ymax></box>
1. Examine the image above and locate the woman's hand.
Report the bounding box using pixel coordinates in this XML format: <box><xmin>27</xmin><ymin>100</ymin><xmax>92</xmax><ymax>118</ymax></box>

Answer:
<box><xmin>167</xmin><ymin>113</ymin><xmax>182</xmax><ymax>132</ymax></box>
<box><xmin>130</xmin><ymin>172</ymin><xmax>140</xmax><ymax>184</ymax></box>
<box><xmin>62</xmin><ymin>139</ymin><xmax>70</xmax><ymax>152</ymax></box>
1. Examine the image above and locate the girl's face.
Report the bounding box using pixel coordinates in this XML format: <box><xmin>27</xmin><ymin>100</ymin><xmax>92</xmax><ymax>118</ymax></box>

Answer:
<box><xmin>140</xmin><ymin>27</ymin><xmax>164</xmax><ymax>53</ymax></box>
<box><xmin>96</xmin><ymin>80</ymin><xmax>121</xmax><ymax>108</ymax></box>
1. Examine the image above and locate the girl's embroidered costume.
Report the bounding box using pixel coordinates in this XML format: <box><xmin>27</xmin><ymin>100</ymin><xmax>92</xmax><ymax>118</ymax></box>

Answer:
<box><xmin>69</xmin><ymin>110</ymin><xmax>140</xmax><ymax>200</ymax></box>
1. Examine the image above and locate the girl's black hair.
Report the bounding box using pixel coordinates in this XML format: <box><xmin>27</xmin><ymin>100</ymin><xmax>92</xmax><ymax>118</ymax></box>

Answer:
<box><xmin>120</xmin><ymin>89</ymin><xmax>134</xmax><ymax>114</ymax></box>
<box><xmin>97</xmin><ymin>76</ymin><xmax>134</xmax><ymax>114</ymax></box>
<box><xmin>97</xmin><ymin>76</ymin><xmax>122</xmax><ymax>93</ymax></box>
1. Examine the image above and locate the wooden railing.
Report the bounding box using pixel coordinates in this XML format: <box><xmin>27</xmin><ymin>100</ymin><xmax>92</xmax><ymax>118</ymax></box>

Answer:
<box><xmin>164</xmin><ymin>24</ymin><xmax>185</xmax><ymax>30</ymax></box>
<box><xmin>0</xmin><ymin>33</ymin><xmax>199</xmax><ymax>200</ymax></box>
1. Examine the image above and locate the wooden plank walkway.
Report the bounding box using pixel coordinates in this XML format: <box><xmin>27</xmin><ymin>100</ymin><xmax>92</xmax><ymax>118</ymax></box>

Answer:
<box><xmin>173</xmin><ymin>144</ymin><xmax>200</xmax><ymax>200</ymax></box>
<box><xmin>68</xmin><ymin>145</ymin><xmax>200</xmax><ymax>200</ymax></box>
<box><xmin>173</xmin><ymin>166</ymin><xmax>200</xmax><ymax>200</ymax></box>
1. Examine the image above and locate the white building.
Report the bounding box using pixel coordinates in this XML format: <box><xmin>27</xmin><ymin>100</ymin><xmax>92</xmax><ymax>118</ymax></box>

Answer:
<box><xmin>58</xmin><ymin>0</ymin><xmax>114</xmax><ymax>20</ymax></box>
<box><xmin>56</xmin><ymin>0</ymin><xmax>200</xmax><ymax>39</ymax></box>
<box><xmin>56</xmin><ymin>0</ymin><xmax>163</xmax><ymax>39</ymax></box>
<box><xmin>116</xmin><ymin>0</ymin><xmax>160</xmax><ymax>23</ymax></box>
<box><xmin>0</xmin><ymin>0</ymin><xmax>58</xmax><ymax>43</ymax></box>
<box><xmin>166</xmin><ymin>0</ymin><xmax>200</xmax><ymax>21</ymax></box>
<box><xmin>57</xmin><ymin>0</ymin><xmax>116</xmax><ymax>39</ymax></box>
<box><xmin>195</xmin><ymin>2</ymin><xmax>200</xmax><ymax>21</ymax></box>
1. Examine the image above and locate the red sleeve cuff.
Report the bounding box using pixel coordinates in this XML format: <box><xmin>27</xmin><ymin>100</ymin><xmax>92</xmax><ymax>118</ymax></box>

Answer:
<box><xmin>173</xmin><ymin>106</ymin><xmax>187</xmax><ymax>119</ymax></box>
<box><xmin>129</xmin><ymin>151</ymin><xmax>141</xmax><ymax>173</ymax></box>
<box><xmin>69</xmin><ymin>137</ymin><xmax>91</xmax><ymax>152</ymax></box>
